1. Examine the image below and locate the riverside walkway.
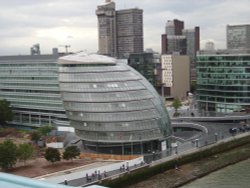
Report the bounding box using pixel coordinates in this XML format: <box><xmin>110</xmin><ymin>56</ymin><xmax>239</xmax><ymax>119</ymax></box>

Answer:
<box><xmin>39</xmin><ymin>127</ymin><xmax>250</xmax><ymax>187</ymax></box>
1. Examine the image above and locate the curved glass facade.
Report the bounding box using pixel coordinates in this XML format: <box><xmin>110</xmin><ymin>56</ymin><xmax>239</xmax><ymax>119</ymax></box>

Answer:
<box><xmin>196</xmin><ymin>54</ymin><xmax>250</xmax><ymax>113</ymax></box>
<box><xmin>58</xmin><ymin>53</ymin><xmax>172</xmax><ymax>154</ymax></box>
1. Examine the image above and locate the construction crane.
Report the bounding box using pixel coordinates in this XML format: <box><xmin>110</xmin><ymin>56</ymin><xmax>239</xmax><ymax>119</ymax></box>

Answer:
<box><xmin>59</xmin><ymin>45</ymin><xmax>71</xmax><ymax>54</ymax></box>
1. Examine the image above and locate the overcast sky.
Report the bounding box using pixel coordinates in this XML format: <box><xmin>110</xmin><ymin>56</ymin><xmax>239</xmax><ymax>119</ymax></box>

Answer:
<box><xmin>0</xmin><ymin>0</ymin><xmax>249</xmax><ymax>55</ymax></box>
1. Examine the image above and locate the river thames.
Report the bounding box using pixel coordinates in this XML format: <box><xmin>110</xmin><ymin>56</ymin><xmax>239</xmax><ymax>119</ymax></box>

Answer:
<box><xmin>181</xmin><ymin>159</ymin><xmax>250</xmax><ymax>188</ymax></box>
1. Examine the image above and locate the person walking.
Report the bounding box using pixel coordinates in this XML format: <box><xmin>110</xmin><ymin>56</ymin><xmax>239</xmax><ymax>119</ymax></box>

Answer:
<box><xmin>64</xmin><ymin>179</ymin><xmax>68</xmax><ymax>185</ymax></box>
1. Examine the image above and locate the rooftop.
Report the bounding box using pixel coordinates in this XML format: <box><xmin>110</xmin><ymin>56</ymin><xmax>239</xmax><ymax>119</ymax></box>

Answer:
<box><xmin>58</xmin><ymin>52</ymin><xmax>116</xmax><ymax>65</ymax></box>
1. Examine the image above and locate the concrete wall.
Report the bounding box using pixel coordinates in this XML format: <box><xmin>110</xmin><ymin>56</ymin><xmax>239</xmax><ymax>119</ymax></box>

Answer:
<box><xmin>171</xmin><ymin>55</ymin><xmax>190</xmax><ymax>99</ymax></box>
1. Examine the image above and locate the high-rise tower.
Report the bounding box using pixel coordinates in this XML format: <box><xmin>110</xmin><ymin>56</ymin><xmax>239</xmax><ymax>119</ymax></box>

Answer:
<box><xmin>96</xmin><ymin>0</ymin><xmax>143</xmax><ymax>59</ymax></box>
<box><xmin>96</xmin><ymin>0</ymin><xmax>116</xmax><ymax>57</ymax></box>
<box><xmin>161</xmin><ymin>19</ymin><xmax>200</xmax><ymax>81</ymax></box>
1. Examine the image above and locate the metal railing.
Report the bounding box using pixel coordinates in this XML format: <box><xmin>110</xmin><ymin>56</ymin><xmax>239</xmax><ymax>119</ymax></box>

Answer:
<box><xmin>144</xmin><ymin>126</ymin><xmax>250</xmax><ymax>164</ymax></box>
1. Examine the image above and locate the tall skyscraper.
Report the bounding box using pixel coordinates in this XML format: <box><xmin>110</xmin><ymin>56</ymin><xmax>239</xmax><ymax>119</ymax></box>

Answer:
<box><xmin>182</xmin><ymin>27</ymin><xmax>200</xmax><ymax>61</ymax></box>
<box><xmin>161</xmin><ymin>19</ymin><xmax>199</xmax><ymax>57</ymax></box>
<box><xmin>227</xmin><ymin>24</ymin><xmax>250</xmax><ymax>52</ymax></box>
<box><xmin>165</xmin><ymin>19</ymin><xmax>184</xmax><ymax>35</ymax></box>
<box><xmin>96</xmin><ymin>0</ymin><xmax>143</xmax><ymax>59</ymax></box>
<box><xmin>96</xmin><ymin>0</ymin><xmax>116</xmax><ymax>57</ymax></box>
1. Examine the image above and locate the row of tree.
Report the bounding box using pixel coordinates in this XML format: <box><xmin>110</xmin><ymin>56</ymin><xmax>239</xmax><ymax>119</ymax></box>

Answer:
<box><xmin>45</xmin><ymin>146</ymin><xmax>80</xmax><ymax>163</ymax></box>
<box><xmin>0</xmin><ymin>139</ymin><xmax>80</xmax><ymax>170</ymax></box>
<box><xmin>0</xmin><ymin>140</ymin><xmax>34</xmax><ymax>169</ymax></box>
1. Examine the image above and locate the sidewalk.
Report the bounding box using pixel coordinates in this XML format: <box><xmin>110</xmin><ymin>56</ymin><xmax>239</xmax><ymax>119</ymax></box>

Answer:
<box><xmin>40</xmin><ymin>157</ymin><xmax>144</xmax><ymax>187</ymax></box>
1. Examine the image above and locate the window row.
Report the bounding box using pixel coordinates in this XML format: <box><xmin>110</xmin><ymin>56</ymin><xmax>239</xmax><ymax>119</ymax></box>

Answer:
<box><xmin>197</xmin><ymin>96</ymin><xmax>250</xmax><ymax>103</ymax></box>
<box><xmin>59</xmin><ymin>65</ymin><xmax>128</xmax><ymax>73</ymax></box>
<box><xmin>197</xmin><ymin>79</ymin><xmax>250</xmax><ymax>85</ymax></box>
<box><xmin>64</xmin><ymin>99</ymin><xmax>154</xmax><ymax>112</ymax></box>
<box><xmin>67</xmin><ymin>109</ymin><xmax>160</xmax><ymax>122</ymax></box>
<box><xmin>59</xmin><ymin>71</ymin><xmax>139</xmax><ymax>82</ymax></box>
<box><xmin>0</xmin><ymin>77</ymin><xmax>57</xmax><ymax>80</ymax></box>
<box><xmin>71</xmin><ymin>119</ymin><xmax>162</xmax><ymax>132</ymax></box>
<box><xmin>59</xmin><ymin>81</ymin><xmax>145</xmax><ymax>92</ymax></box>
<box><xmin>75</xmin><ymin>129</ymin><xmax>163</xmax><ymax>141</ymax></box>
<box><xmin>62</xmin><ymin>90</ymin><xmax>152</xmax><ymax>102</ymax></box>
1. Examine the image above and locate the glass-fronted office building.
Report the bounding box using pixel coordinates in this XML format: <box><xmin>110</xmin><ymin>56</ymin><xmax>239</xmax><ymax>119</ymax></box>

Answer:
<box><xmin>196</xmin><ymin>53</ymin><xmax>250</xmax><ymax>113</ymax></box>
<box><xmin>58</xmin><ymin>53</ymin><xmax>172</xmax><ymax>154</ymax></box>
<box><xmin>0</xmin><ymin>54</ymin><xmax>69</xmax><ymax>128</ymax></box>
<box><xmin>128</xmin><ymin>52</ymin><xmax>159</xmax><ymax>87</ymax></box>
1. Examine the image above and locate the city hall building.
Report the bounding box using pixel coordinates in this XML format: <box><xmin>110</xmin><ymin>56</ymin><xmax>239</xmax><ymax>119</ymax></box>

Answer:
<box><xmin>58</xmin><ymin>53</ymin><xmax>172</xmax><ymax>154</ymax></box>
<box><xmin>0</xmin><ymin>52</ymin><xmax>172</xmax><ymax>155</ymax></box>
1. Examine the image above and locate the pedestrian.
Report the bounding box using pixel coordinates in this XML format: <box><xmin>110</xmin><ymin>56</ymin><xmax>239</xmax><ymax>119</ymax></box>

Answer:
<box><xmin>104</xmin><ymin>170</ymin><xmax>107</xmax><ymax>177</ymax></box>
<box><xmin>86</xmin><ymin>173</ymin><xmax>90</xmax><ymax>181</ymax></box>
<box><xmin>98</xmin><ymin>173</ymin><xmax>101</xmax><ymax>180</ymax></box>
<box><xmin>64</xmin><ymin>179</ymin><xmax>68</xmax><ymax>185</ymax></box>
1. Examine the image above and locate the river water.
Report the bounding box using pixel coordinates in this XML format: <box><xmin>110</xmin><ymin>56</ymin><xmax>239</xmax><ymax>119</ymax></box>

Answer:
<box><xmin>181</xmin><ymin>159</ymin><xmax>250</xmax><ymax>188</ymax></box>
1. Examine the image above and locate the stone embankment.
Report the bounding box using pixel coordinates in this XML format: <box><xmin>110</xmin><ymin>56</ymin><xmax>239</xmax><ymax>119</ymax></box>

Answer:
<box><xmin>127</xmin><ymin>142</ymin><xmax>250</xmax><ymax>188</ymax></box>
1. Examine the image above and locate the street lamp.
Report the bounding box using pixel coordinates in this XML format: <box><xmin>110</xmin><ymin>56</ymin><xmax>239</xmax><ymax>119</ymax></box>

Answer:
<box><xmin>171</xmin><ymin>142</ymin><xmax>178</xmax><ymax>155</ymax></box>
<box><xmin>152</xmin><ymin>151</ymin><xmax>155</xmax><ymax>161</ymax></box>
<box><xmin>215</xmin><ymin>132</ymin><xmax>218</xmax><ymax>142</ymax></box>
<box><xmin>195</xmin><ymin>139</ymin><xmax>199</xmax><ymax>147</ymax></box>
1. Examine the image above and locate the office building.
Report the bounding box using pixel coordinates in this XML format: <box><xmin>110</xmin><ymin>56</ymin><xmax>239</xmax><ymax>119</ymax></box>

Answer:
<box><xmin>227</xmin><ymin>24</ymin><xmax>250</xmax><ymax>52</ymax></box>
<box><xmin>96</xmin><ymin>0</ymin><xmax>143</xmax><ymax>59</ymax></box>
<box><xmin>161</xmin><ymin>35</ymin><xmax>187</xmax><ymax>55</ymax></box>
<box><xmin>0</xmin><ymin>52</ymin><xmax>69</xmax><ymax>128</ymax></box>
<box><xmin>182</xmin><ymin>27</ymin><xmax>200</xmax><ymax>61</ymax></box>
<box><xmin>182</xmin><ymin>27</ymin><xmax>200</xmax><ymax>80</ymax></box>
<box><xmin>128</xmin><ymin>52</ymin><xmax>160</xmax><ymax>86</ymax></box>
<box><xmin>96</xmin><ymin>0</ymin><xmax>116</xmax><ymax>57</ymax></box>
<box><xmin>161</xmin><ymin>54</ymin><xmax>190</xmax><ymax>99</ymax></box>
<box><xmin>165</xmin><ymin>19</ymin><xmax>184</xmax><ymax>36</ymax></box>
<box><xmin>161</xmin><ymin>19</ymin><xmax>199</xmax><ymax>81</ymax></box>
<box><xmin>58</xmin><ymin>52</ymin><xmax>172</xmax><ymax>155</ymax></box>
<box><xmin>196</xmin><ymin>51</ymin><xmax>250</xmax><ymax>114</ymax></box>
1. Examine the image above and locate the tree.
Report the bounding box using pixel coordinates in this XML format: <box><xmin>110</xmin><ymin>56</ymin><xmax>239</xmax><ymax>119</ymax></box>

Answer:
<box><xmin>45</xmin><ymin>147</ymin><xmax>61</xmax><ymax>163</ymax></box>
<box><xmin>190</xmin><ymin>81</ymin><xmax>196</xmax><ymax>93</ymax></box>
<box><xmin>17</xmin><ymin>143</ymin><xmax>34</xmax><ymax>165</ymax></box>
<box><xmin>30</xmin><ymin>131</ymin><xmax>41</xmax><ymax>143</ymax></box>
<box><xmin>0</xmin><ymin>99</ymin><xmax>13</xmax><ymax>126</ymax></box>
<box><xmin>0</xmin><ymin>140</ymin><xmax>17</xmax><ymax>169</ymax></box>
<box><xmin>63</xmin><ymin>146</ymin><xmax>80</xmax><ymax>161</ymax></box>
<box><xmin>37</xmin><ymin>125</ymin><xmax>53</xmax><ymax>136</ymax></box>
<box><xmin>172</xmin><ymin>98</ymin><xmax>182</xmax><ymax>117</ymax></box>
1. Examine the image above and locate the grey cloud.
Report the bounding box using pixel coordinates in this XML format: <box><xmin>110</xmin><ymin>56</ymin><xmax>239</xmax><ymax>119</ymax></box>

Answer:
<box><xmin>0</xmin><ymin>0</ymin><xmax>249</xmax><ymax>55</ymax></box>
